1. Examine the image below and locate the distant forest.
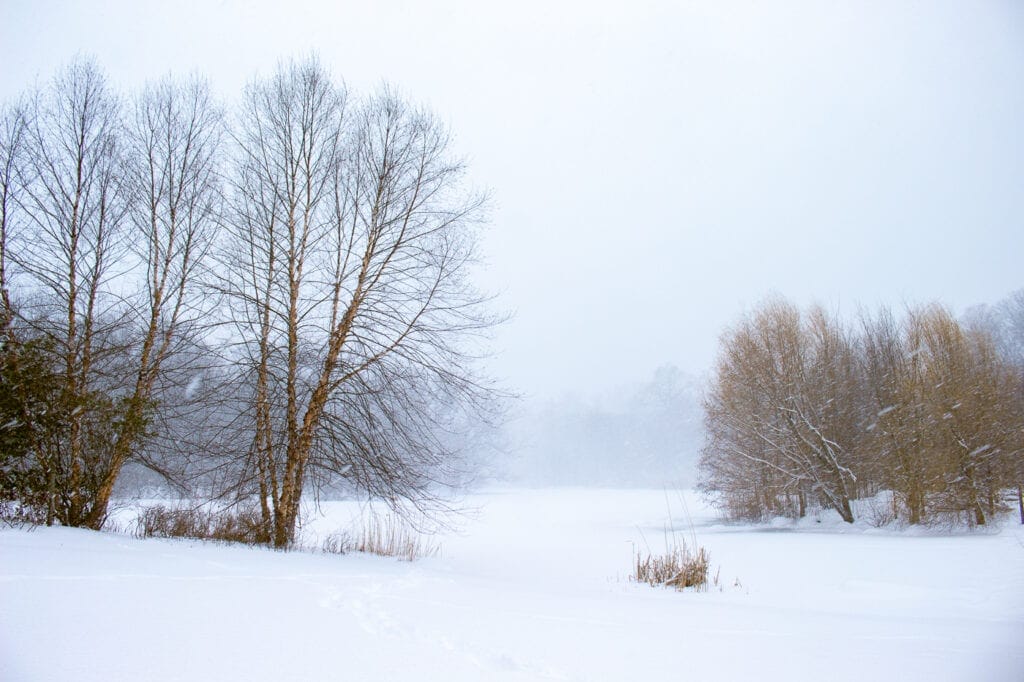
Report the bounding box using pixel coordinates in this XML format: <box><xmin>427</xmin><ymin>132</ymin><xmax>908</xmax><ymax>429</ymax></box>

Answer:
<box><xmin>509</xmin><ymin>365</ymin><xmax>703</xmax><ymax>488</ymax></box>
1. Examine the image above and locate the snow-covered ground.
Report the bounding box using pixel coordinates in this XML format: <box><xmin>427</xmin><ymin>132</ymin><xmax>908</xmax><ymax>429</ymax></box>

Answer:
<box><xmin>2</xmin><ymin>489</ymin><xmax>1022</xmax><ymax>681</ymax></box>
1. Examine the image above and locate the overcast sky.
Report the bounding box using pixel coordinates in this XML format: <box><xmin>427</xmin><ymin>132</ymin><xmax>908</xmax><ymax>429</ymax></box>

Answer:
<box><xmin>2</xmin><ymin>0</ymin><xmax>1022</xmax><ymax>400</ymax></box>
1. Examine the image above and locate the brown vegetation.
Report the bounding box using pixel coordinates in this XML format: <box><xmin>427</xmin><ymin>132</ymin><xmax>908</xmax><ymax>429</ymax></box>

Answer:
<box><xmin>136</xmin><ymin>505</ymin><xmax>268</xmax><ymax>545</ymax></box>
<box><xmin>701</xmin><ymin>297</ymin><xmax>1024</xmax><ymax>526</ymax></box>
<box><xmin>321</xmin><ymin>512</ymin><xmax>440</xmax><ymax>561</ymax></box>
<box><xmin>632</xmin><ymin>540</ymin><xmax>710</xmax><ymax>591</ymax></box>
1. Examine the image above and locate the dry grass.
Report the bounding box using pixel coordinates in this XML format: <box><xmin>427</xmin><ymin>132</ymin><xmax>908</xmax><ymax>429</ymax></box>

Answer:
<box><xmin>632</xmin><ymin>491</ymin><xmax>712</xmax><ymax>592</ymax></box>
<box><xmin>321</xmin><ymin>512</ymin><xmax>440</xmax><ymax>561</ymax></box>
<box><xmin>136</xmin><ymin>505</ymin><xmax>268</xmax><ymax>545</ymax></box>
<box><xmin>633</xmin><ymin>539</ymin><xmax>710</xmax><ymax>591</ymax></box>
<box><xmin>135</xmin><ymin>503</ymin><xmax>439</xmax><ymax>559</ymax></box>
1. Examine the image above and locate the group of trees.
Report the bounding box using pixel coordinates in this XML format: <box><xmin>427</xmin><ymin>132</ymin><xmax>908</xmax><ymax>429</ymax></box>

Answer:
<box><xmin>0</xmin><ymin>57</ymin><xmax>499</xmax><ymax>546</ymax></box>
<box><xmin>701</xmin><ymin>295</ymin><xmax>1024</xmax><ymax>526</ymax></box>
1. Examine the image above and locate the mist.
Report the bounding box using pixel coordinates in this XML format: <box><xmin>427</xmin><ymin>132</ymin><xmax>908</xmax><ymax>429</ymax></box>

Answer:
<box><xmin>2</xmin><ymin>2</ymin><xmax>1022</xmax><ymax>496</ymax></box>
<box><xmin>3</xmin><ymin>1</ymin><xmax>1022</xmax><ymax>405</ymax></box>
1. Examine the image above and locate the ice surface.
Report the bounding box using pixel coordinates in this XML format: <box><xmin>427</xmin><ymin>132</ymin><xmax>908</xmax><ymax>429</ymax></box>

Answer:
<box><xmin>2</xmin><ymin>489</ymin><xmax>1022</xmax><ymax>681</ymax></box>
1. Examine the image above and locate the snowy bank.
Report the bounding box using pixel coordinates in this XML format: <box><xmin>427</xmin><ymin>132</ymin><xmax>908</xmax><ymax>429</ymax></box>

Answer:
<box><xmin>2</xmin><ymin>489</ymin><xmax>1022</xmax><ymax>681</ymax></box>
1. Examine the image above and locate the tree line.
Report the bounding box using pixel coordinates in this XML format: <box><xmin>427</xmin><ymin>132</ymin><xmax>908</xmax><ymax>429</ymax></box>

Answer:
<box><xmin>511</xmin><ymin>365</ymin><xmax>703</xmax><ymax>487</ymax></box>
<box><xmin>700</xmin><ymin>294</ymin><xmax>1024</xmax><ymax>526</ymax></box>
<box><xmin>0</xmin><ymin>56</ymin><xmax>500</xmax><ymax>547</ymax></box>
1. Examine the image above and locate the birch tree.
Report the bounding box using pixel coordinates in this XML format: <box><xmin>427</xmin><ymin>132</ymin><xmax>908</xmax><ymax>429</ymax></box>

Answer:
<box><xmin>81</xmin><ymin>76</ymin><xmax>223</xmax><ymax>527</ymax></box>
<box><xmin>2</xmin><ymin>61</ymin><xmax>222</xmax><ymax>527</ymax></box>
<box><xmin>14</xmin><ymin>58</ymin><xmax>132</xmax><ymax>526</ymax></box>
<box><xmin>222</xmin><ymin>59</ymin><xmax>493</xmax><ymax>547</ymax></box>
<box><xmin>0</xmin><ymin>102</ymin><xmax>26</xmax><ymax>324</ymax></box>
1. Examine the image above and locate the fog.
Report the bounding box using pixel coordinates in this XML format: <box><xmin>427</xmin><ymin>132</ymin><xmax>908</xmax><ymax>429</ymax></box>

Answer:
<box><xmin>506</xmin><ymin>365</ymin><xmax>704</xmax><ymax>487</ymax></box>
<box><xmin>3</xmin><ymin>1</ymin><xmax>1022</xmax><ymax>486</ymax></box>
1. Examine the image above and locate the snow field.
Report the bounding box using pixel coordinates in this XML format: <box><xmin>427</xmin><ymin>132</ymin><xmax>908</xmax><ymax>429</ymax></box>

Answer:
<box><xmin>2</xmin><ymin>489</ymin><xmax>1022</xmax><ymax>681</ymax></box>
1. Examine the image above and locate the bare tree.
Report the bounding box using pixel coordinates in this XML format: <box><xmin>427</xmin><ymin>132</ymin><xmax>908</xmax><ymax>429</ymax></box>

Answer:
<box><xmin>701</xmin><ymin>299</ymin><xmax>862</xmax><ymax>522</ymax></box>
<box><xmin>702</xmin><ymin>304</ymin><xmax>787</xmax><ymax>520</ymax></box>
<box><xmin>964</xmin><ymin>289</ymin><xmax>1024</xmax><ymax>368</ymax></box>
<box><xmin>964</xmin><ymin>290</ymin><xmax>1024</xmax><ymax>523</ymax></box>
<box><xmin>911</xmin><ymin>305</ymin><xmax>1020</xmax><ymax>525</ymax></box>
<box><xmin>0</xmin><ymin>100</ymin><xmax>54</xmax><ymax>519</ymax></box>
<box><xmin>0</xmin><ymin>102</ymin><xmax>27</xmax><ymax>324</ymax></box>
<box><xmin>14</xmin><ymin>58</ymin><xmax>132</xmax><ymax>526</ymax></box>
<box><xmin>703</xmin><ymin>296</ymin><xmax>1024</xmax><ymax>527</ymax></box>
<box><xmin>2</xmin><ymin>61</ymin><xmax>223</xmax><ymax>527</ymax></box>
<box><xmin>221</xmin><ymin>59</ymin><xmax>495</xmax><ymax>547</ymax></box>
<box><xmin>1</xmin><ymin>56</ymin><xmax>500</xmax><ymax>534</ymax></box>
<box><xmin>81</xmin><ymin>75</ymin><xmax>224</xmax><ymax>527</ymax></box>
<box><xmin>859</xmin><ymin>307</ymin><xmax>934</xmax><ymax>524</ymax></box>
<box><xmin>993</xmin><ymin>291</ymin><xmax>1024</xmax><ymax>524</ymax></box>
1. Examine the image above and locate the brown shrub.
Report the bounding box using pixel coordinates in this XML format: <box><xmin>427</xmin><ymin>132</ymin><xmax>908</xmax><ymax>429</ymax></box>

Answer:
<box><xmin>633</xmin><ymin>540</ymin><xmax>709</xmax><ymax>591</ymax></box>
<box><xmin>136</xmin><ymin>505</ymin><xmax>269</xmax><ymax>545</ymax></box>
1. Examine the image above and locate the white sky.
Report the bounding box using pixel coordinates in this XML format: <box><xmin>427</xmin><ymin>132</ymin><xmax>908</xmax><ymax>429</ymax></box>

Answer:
<box><xmin>2</xmin><ymin>0</ymin><xmax>1022</xmax><ymax>400</ymax></box>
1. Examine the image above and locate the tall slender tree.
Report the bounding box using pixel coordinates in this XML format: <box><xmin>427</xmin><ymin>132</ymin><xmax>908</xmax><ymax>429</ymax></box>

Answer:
<box><xmin>222</xmin><ymin>59</ymin><xmax>494</xmax><ymax>547</ymax></box>
<box><xmin>83</xmin><ymin>76</ymin><xmax>224</xmax><ymax>527</ymax></box>
<box><xmin>15</xmin><ymin>58</ymin><xmax>131</xmax><ymax>525</ymax></box>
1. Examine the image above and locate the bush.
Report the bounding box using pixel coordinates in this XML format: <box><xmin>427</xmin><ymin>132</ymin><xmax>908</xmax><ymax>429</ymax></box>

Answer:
<box><xmin>859</xmin><ymin>491</ymin><xmax>899</xmax><ymax>528</ymax></box>
<box><xmin>633</xmin><ymin>539</ymin><xmax>709</xmax><ymax>591</ymax></box>
<box><xmin>0</xmin><ymin>498</ymin><xmax>48</xmax><ymax>527</ymax></box>
<box><xmin>136</xmin><ymin>505</ymin><xmax>268</xmax><ymax>545</ymax></box>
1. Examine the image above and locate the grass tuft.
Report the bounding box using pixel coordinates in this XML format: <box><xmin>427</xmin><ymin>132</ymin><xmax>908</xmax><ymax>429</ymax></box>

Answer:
<box><xmin>633</xmin><ymin>539</ymin><xmax>710</xmax><ymax>591</ymax></box>
<box><xmin>321</xmin><ymin>512</ymin><xmax>440</xmax><ymax>561</ymax></box>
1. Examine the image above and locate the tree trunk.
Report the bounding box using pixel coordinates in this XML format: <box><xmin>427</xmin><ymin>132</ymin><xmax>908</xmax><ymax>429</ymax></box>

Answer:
<box><xmin>838</xmin><ymin>496</ymin><xmax>854</xmax><ymax>524</ymax></box>
<box><xmin>46</xmin><ymin>464</ymin><xmax>56</xmax><ymax>526</ymax></box>
<box><xmin>907</xmin><ymin>488</ymin><xmax>922</xmax><ymax>525</ymax></box>
<box><xmin>273</xmin><ymin>499</ymin><xmax>296</xmax><ymax>549</ymax></box>
<box><xmin>84</xmin><ymin>390</ymin><xmax>149</xmax><ymax>529</ymax></box>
